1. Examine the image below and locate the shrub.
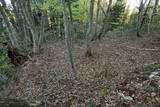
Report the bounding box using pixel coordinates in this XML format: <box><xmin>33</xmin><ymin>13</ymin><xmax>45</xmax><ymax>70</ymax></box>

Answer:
<box><xmin>0</xmin><ymin>36</ymin><xmax>17</xmax><ymax>91</ymax></box>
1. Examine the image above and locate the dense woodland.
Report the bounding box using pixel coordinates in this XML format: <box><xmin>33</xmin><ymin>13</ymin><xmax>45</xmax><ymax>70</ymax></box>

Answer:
<box><xmin>0</xmin><ymin>0</ymin><xmax>160</xmax><ymax>106</ymax></box>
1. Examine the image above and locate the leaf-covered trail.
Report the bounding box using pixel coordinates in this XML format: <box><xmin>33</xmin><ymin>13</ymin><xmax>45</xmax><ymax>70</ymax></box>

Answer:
<box><xmin>3</xmin><ymin>34</ymin><xmax>160</xmax><ymax>106</ymax></box>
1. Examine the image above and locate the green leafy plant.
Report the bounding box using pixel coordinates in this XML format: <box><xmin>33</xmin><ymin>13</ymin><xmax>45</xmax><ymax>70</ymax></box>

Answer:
<box><xmin>0</xmin><ymin>36</ymin><xmax>17</xmax><ymax>91</ymax></box>
<box><xmin>87</xmin><ymin>98</ymin><xmax>96</xmax><ymax>107</ymax></box>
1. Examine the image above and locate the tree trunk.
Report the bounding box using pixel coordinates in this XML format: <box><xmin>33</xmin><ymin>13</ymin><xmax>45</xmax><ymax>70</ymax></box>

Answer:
<box><xmin>139</xmin><ymin>0</ymin><xmax>152</xmax><ymax>30</ymax></box>
<box><xmin>96</xmin><ymin>0</ymin><xmax>112</xmax><ymax>40</ymax></box>
<box><xmin>19</xmin><ymin>0</ymin><xmax>40</xmax><ymax>53</ymax></box>
<box><xmin>62</xmin><ymin>0</ymin><xmax>76</xmax><ymax>75</ymax></box>
<box><xmin>0</xmin><ymin>5</ymin><xmax>18</xmax><ymax>47</ymax></box>
<box><xmin>136</xmin><ymin>0</ymin><xmax>148</xmax><ymax>37</ymax></box>
<box><xmin>85</xmin><ymin>0</ymin><xmax>95</xmax><ymax>57</ymax></box>
<box><xmin>148</xmin><ymin>0</ymin><xmax>159</xmax><ymax>34</ymax></box>
<box><xmin>68</xmin><ymin>2</ymin><xmax>76</xmax><ymax>42</ymax></box>
<box><xmin>93</xmin><ymin>0</ymin><xmax>101</xmax><ymax>40</ymax></box>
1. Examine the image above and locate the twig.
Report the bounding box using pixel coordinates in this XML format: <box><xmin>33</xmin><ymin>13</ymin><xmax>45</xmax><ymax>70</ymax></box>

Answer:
<box><xmin>143</xmin><ymin>61</ymin><xmax>160</xmax><ymax>67</ymax></box>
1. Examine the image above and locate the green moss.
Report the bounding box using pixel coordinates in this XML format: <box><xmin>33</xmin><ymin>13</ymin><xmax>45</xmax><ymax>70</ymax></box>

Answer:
<box><xmin>134</xmin><ymin>63</ymin><xmax>160</xmax><ymax>75</ymax></box>
<box><xmin>59</xmin><ymin>79</ymin><xmax>73</xmax><ymax>89</ymax></box>
<box><xmin>145</xmin><ymin>86</ymin><xmax>155</xmax><ymax>93</ymax></box>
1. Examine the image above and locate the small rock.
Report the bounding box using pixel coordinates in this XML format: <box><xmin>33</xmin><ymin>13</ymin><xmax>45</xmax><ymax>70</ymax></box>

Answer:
<box><xmin>149</xmin><ymin>72</ymin><xmax>160</xmax><ymax>78</ymax></box>
<box><xmin>118</xmin><ymin>93</ymin><xmax>134</xmax><ymax>101</ymax></box>
<box><xmin>151</xmin><ymin>92</ymin><xmax>156</xmax><ymax>97</ymax></box>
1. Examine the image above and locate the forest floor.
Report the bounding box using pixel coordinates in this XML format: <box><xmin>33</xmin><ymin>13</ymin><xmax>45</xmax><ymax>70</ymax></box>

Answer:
<box><xmin>1</xmin><ymin>32</ymin><xmax>160</xmax><ymax>107</ymax></box>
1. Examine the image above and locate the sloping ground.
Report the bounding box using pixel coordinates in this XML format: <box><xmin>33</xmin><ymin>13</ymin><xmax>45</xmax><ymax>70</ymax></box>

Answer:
<box><xmin>2</xmin><ymin>34</ymin><xmax>160</xmax><ymax>106</ymax></box>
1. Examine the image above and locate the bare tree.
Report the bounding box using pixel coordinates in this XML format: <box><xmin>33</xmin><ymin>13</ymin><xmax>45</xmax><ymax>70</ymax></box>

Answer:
<box><xmin>61</xmin><ymin>0</ymin><xmax>76</xmax><ymax>75</ymax></box>
<box><xmin>85</xmin><ymin>0</ymin><xmax>95</xmax><ymax>57</ymax></box>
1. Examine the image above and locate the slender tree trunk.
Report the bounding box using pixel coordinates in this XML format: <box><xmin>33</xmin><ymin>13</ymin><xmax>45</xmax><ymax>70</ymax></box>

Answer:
<box><xmin>136</xmin><ymin>0</ymin><xmax>150</xmax><ymax>37</ymax></box>
<box><xmin>148</xmin><ymin>0</ymin><xmax>159</xmax><ymax>34</ymax></box>
<box><xmin>92</xmin><ymin>0</ymin><xmax>101</xmax><ymax>40</ymax></box>
<box><xmin>0</xmin><ymin>5</ymin><xmax>18</xmax><ymax>47</ymax></box>
<box><xmin>61</xmin><ymin>0</ymin><xmax>76</xmax><ymax>75</ymax></box>
<box><xmin>139</xmin><ymin>0</ymin><xmax>152</xmax><ymax>30</ymax></box>
<box><xmin>136</xmin><ymin>0</ymin><xmax>144</xmax><ymax>37</ymax></box>
<box><xmin>85</xmin><ymin>0</ymin><xmax>95</xmax><ymax>57</ymax></box>
<box><xmin>68</xmin><ymin>2</ymin><xmax>76</xmax><ymax>42</ymax></box>
<box><xmin>96</xmin><ymin>0</ymin><xmax>112</xmax><ymax>40</ymax></box>
<box><xmin>19</xmin><ymin>0</ymin><xmax>40</xmax><ymax>53</ymax></box>
<box><xmin>57</xmin><ymin>13</ymin><xmax>61</xmax><ymax>38</ymax></box>
<box><xmin>38</xmin><ymin>10</ymin><xmax>46</xmax><ymax>49</ymax></box>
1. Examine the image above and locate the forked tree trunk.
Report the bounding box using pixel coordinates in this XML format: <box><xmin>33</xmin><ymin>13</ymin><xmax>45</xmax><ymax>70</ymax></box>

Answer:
<box><xmin>62</xmin><ymin>0</ymin><xmax>76</xmax><ymax>75</ymax></box>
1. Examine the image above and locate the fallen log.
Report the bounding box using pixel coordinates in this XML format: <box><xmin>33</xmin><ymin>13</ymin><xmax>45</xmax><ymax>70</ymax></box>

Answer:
<box><xmin>120</xmin><ymin>45</ymin><xmax>160</xmax><ymax>52</ymax></box>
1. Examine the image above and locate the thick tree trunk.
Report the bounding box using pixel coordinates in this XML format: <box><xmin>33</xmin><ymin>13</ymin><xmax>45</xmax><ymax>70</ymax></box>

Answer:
<box><xmin>62</xmin><ymin>0</ymin><xmax>76</xmax><ymax>75</ymax></box>
<box><xmin>85</xmin><ymin>0</ymin><xmax>95</xmax><ymax>57</ymax></box>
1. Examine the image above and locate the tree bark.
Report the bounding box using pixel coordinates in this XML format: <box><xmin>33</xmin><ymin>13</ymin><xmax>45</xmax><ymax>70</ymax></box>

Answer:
<box><xmin>139</xmin><ymin>0</ymin><xmax>152</xmax><ymax>30</ymax></box>
<box><xmin>19</xmin><ymin>0</ymin><xmax>42</xmax><ymax>53</ymax></box>
<box><xmin>62</xmin><ymin>0</ymin><xmax>76</xmax><ymax>75</ymax></box>
<box><xmin>93</xmin><ymin>0</ymin><xmax>101</xmax><ymax>40</ymax></box>
<box><xmin>85</xmin><ymin>0</ymin><xmax>95</xmax><ymax>57</ymax></box>
<box><xmin>0</xmin><ymin>5</ymin><xmax>18</xmax><ymax>47</ymax></box>
<box><xmin>68</xmin><ymin>2</ymin><xmax>76</xmax><ymax>42</ymax></box>
<box><xmin>96</xmin><ymin>0</ymin><xmax>112</xmax><ymax>40</ymax></box>
<box><xmin>148</xmin><ymin>0</ymin><xmax>159</xmax><ymax>33</ymax></box>
<box><xmin>136</xmin><ymin>0</ymin><xmax>149</xmax><ymax>37</ymax></box>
